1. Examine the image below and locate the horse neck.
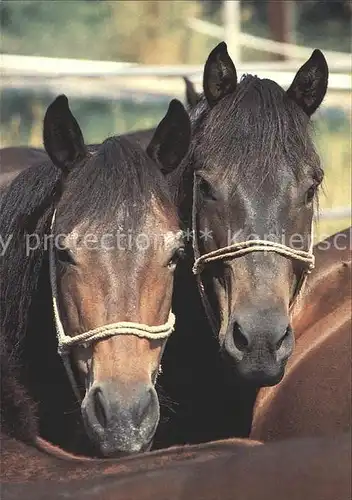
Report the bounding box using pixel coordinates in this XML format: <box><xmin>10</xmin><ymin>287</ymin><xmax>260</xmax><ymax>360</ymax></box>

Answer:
<box><xmin>292</xmin><ymin>254</ymin><xmax>351</xmax><ymax>340</ymax></box>
<box><xmin>174</xmin><ymin>246</ymin><xmax>211</xmax><ymax>330</ymax></box>
<box><xmin>0</xmin><ymin>337</ymin><xmax>38</xmax><ymax>443</ymax></box>
<box><xmin>21</xmin><ymin>256</ymin><xmax>85</xmax><ymax>452</ymax></box>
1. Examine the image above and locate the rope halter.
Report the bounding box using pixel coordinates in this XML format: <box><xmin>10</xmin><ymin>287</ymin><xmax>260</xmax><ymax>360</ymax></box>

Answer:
<box><xmin>191</xmin><ymin>174</ymin><xmax>315</xmax><ymax>335</ymax></box>
<box><xmin>49</xmin><ymin>209</ymin><xmax>175</xmax><ymax>401</ymax></box>
<box><xmin>193</xmin><ymin>239</ymin><xmax>315</xmax><ymax>275</ymax></box>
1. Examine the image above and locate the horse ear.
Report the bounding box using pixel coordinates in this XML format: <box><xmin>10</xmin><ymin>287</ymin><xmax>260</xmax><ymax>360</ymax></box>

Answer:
<box><xmin>146</xmin><ymin>99</ymin><xmax>191</xmax><ymax>175</ymax></box>
<box><xmin>43</xmin><ymin>94</ymin><xmax>87</xmax><ymax>172</ymax></box>
<box><xmin>286</xmin><ymin>49</ymin><xmax>328</xmax><ymax>117</ymax></box>
<box><xmin>183</xmin><ymin>77</ymin><xmax>201</xmax><ymax>108</ymax></box>
<box><xmin>203</xmin><ymin>41</ymin><xmax>237</xmax><ymax>107</ymax></box>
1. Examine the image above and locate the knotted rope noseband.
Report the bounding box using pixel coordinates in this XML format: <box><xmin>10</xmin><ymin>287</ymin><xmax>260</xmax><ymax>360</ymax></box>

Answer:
<box><xmin>191</xmin><ymin>174</ymin><xmax>315</xmax><ymax>334</ymax></box>
<box><xmin>49</xmin><ymin>209</ymin><xmax>175</xmax><ymax>401</ymax></box>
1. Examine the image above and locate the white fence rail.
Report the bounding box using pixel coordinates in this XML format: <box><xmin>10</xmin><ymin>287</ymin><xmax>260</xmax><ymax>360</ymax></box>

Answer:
<box><xmin>317</xmin><ymin>207</ymin><xmax>351</xmax><ymax>221</ymax></box>
<box><xmin>0</xmin><ymin>54</ymin><xmax>351</xmax><ymax>100</ymax></box>
<box><xmin>187</xmin><ymin>17</ymin><xmax>352</xmax><ymax>69</ymax></box>
<box><xmin>0</xmin><ymin>53</ymin><xmax>350</xmax><ymax>222</ymax></box>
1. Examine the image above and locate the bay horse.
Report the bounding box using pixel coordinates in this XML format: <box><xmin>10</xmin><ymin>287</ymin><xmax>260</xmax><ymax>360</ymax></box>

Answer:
<box><xmin>0</xmin><ymin>94</ymin><xmax>191</xmax><ymax>457</ymax></box>
<box><xmin>250</xmin><ymin>227</ymin><xmax>351</xmax><ymax>441</ymax></box>
<box><xmin>154</xmin><ymin>42</ymin><xmax>330</xmax><ymax>446</ymax></box>
<box><xmin>2</xmin><ymin>433</ymin><xmax>350</xmax><ymax>500</ymax></box>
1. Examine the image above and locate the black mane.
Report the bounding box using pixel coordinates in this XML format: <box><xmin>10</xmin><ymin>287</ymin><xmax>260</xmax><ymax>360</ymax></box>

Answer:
<box><xmin>0</xmin><ymin>160</ymin><xmax>61</xmax><ymax>350</ymax></box>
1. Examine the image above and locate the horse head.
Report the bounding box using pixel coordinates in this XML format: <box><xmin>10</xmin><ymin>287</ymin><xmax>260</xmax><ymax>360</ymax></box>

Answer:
<box><xmin>42</xmin><ymin>95</ymin><xmax>190</xmax><ymax>456</ymax></box>
<box><xmin>180</xmin><ymin>43</ymin><xmax>328</xmax><ymax>386</ymax></box>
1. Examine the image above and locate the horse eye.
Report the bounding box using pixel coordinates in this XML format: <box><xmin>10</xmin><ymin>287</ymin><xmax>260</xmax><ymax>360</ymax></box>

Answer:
<box><xmin>199</xmin><ymin>178</ymin><xmax>217</xmax><ymax>201</ymax></box>
<box><xmin>167</xmin><ymin>247</ymin><xmax>186</xmax><ymax>270</ymax></box>
<box><xmin>56</xmin><ymin>248</ymin><xmax>76</xmax><ymax>266</ymax></box>
<box><xmin>305</xmin><ymin>185</ymin><xmax>316</xmax><ymax>205</ymax></box>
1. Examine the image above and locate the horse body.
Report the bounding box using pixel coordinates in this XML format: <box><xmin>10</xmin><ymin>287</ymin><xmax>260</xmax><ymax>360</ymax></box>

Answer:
<box><xmin>1</xmin><ymin>430</ymin><xmax>260</xmax><ymax>484</ymax></box>
<box><xmin>292</xmin><ymin>226</ymin><xmax>352</xmax><ymax>340</ymax></box>
<box><xmin>0</xmin><ymin>146</ymin><xmax>48</xmax><ymax>189</ymax></box>
<box><xmin>250</xmin><ymin>227</ymin><xmax>352</xmax><ymax>441</ymax></box>
<box><xmin>2</xmin><ymin>433</ymin><xmax>350</xmax><ymax>500</ymax></box>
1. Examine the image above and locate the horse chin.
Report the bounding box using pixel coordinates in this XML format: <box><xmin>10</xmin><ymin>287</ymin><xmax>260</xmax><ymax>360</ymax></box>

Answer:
<box><xmin>239</xmin><ymin>362</ymin><xmax>286</xmax><ymax>388</ymax></box>
<box><xmin>80</xmin><ymin>379</ymin><xmax>160</xmax><ymax>457</ymax></box>
<box><xmin>80</xmin><ymin>414</ymin><xmax>156</xmax><ymax>458</ymax></box>
<box><xmin>93</xmin><ymin>435</ymin><xmax>154</xmax><ymax>458</ymax></box>
<box><xmin>222</xmin><ymin>349</ymin><xmax>287</xmax><ymax>388</ymax></box>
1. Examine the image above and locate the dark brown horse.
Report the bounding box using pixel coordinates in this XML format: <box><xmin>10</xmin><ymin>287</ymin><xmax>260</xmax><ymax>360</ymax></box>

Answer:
<box><xmin>154</xmin><ymin>42</ymin><xmax>330</xmax><ymax>446</ymax></box>
<box><xmin>0</xmin><ymin>95</ymin><xmax>191</xmax><ymax>457</ymax></box>
<box><xmin>2</xmin><ymin>433</ymin><xmax>350</xmax><ymax>500</ymax></box>
<box><xmin>250</xmin><ymin>227</ymin><xmax>351</xmax><ymax>441</ymax></box>
<box><xmin>171</xmin><ymin>42</ymin><xmax>329</xmax><ymax>385</ymax></box>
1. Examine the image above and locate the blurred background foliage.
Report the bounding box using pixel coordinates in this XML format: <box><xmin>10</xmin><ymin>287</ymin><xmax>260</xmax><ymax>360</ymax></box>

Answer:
<box><xmin>0</xmin><ymin>0</ymin><xmax>351</xmax><ymax>239</ymax></box>
<box><xmin>1</xmin><ymin>0</ymin><xmax>351</xmax><ymax>61</ymax></box>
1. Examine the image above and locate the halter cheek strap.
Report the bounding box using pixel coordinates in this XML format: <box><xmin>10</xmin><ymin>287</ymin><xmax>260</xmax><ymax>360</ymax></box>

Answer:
<box><xmin>49</xmin><ymin>209</ymin><xmax>175</xmax><ymax>401</ymax></box>
<box><xmin>191</xmin><ymin>173</ymin><xmax>315</xmax><ymax>335</ymax></box>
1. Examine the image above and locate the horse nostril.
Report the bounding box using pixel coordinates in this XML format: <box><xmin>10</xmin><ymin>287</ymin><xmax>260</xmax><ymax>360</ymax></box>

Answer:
<box><xmin>276</xmin><ymin>326</ymin><xmax>292</xmax><ymax>350</ymax></box>
<box><xmin>94</xmin><ymin>389</ymin><xmax>108</xmax><ymax>429</ymax></box>
<box><xmin>233</xmin><ymin>321</ymin><xmax>250</xmax><ymax>352</ymax></box>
